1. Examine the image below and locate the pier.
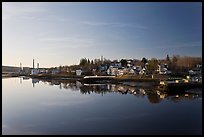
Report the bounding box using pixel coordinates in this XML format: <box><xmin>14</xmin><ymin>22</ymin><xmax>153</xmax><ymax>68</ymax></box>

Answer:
<box><xmin>82</xmin><ymin>76</ymin><xmax>116</xmax><ymax>83</ymax></box>
<box><xmin>159</xmin><ymin>80</ymin><xmax>202</xmax><ymax>92</ymax></box>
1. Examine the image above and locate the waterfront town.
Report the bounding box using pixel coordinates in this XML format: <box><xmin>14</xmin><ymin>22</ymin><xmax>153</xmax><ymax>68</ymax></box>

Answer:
<box><xmin>2</xmin><ymin>2</ymin><xmax>202</xmax><ymax>135</ymax></box>
<box><xmin>2</xmin><ymin>55</ymin><xmax>202</xmax><ymax>85</ymax></box>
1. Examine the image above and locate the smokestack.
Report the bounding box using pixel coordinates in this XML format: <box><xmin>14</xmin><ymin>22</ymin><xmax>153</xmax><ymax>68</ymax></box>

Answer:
<box><xmin>37</xmin><ymin>63</ymin><xmax>39</xmax><ymax>69</ymax></box>
<box><xmin>20</xmin><ymin>63</ymin><xmax>22</xmax><ymax>71</ymax></box>
<box><xmin>33</xmin><ymin>59</ymin><xmax>35</xmax><ymax>69</ymax></box>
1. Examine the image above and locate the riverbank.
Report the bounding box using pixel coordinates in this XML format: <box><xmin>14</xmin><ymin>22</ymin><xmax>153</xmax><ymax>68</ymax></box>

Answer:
<box><xmin>3</xmin><ymin>74</ymin><xmax>202</xmax><ymax>92</ymax></box>
<box><xmin>19</xmin><ymin>73</ymin><xmax>179</xmax><ymax>82</ymax></box>
<box><xmin>27</xmin><ymin>74</ymin><xmax>162</xmax><ymax>85</ymax></box>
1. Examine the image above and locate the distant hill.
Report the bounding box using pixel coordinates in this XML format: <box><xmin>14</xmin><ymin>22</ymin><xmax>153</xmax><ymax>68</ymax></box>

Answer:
<box><xmin>2</xmin><ymin>65</ymin><xmax>31</xmax><ymax>73</ymax></box>
<box><xmin>2</xmin><ymin>66</ymin><xmax>20</xmax><ymax>73</ymax></box>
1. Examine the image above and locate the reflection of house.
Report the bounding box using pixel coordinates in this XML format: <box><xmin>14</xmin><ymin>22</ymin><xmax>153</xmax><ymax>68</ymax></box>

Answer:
<box><xmin>32</xmin><ymin>79</ymin><xmax>40</xmax><ymax>87</ymax></box>
<box><xmin>32</xmin><ymin>79</ymin><xmax>40</xmax><ymax>84</ymax></box>
<box><xmin>76</xmin><ymin>81</ymin><xmax>83</xmax><ymax>87</ymax></box>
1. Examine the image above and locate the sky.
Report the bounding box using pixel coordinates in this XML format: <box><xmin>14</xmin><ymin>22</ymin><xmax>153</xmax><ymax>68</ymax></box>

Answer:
<box><xmin>2</xmin><ymin>2</ymin><xmax>202</xmax><ymax>68</ymax></box>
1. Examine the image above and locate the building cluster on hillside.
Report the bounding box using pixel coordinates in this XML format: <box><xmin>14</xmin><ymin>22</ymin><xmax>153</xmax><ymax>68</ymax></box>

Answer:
<box><xmin>188</xmin><ymin>64</ymin><xmax>202</xmax><ymax>82</ymax></box>
<box><xmin>71</xmin><ymin>59</ymin><xmax>173</xmax><ymax>76</ymax></box>
<box><xmin>30</xmin><ymin>59</ymin><xmax>48</xmax><ymax>75</ymax></box>
<box><xmin>18</xmin><ymin>58</ymin><xmax>202</xmax><ymax>79</ymax></box>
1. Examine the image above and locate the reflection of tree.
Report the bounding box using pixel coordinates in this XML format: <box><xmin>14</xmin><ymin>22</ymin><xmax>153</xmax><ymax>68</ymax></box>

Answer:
<box><xmin>80</xmin><ymin>86</ymin><xmax>94</xmax><ymax>94</ymax></box>
<box><xmin>170</xmin><ymin>96</ymin><xmax>181</xmax><ymax>103</ymax></box>
<box><xmin>170</xmin><ymin>93</ymin><xmax>196</xmax><ymax>103</ymax></box>
<box><xmin>32</xmin><ymin>79</ymin><xmax>40</xmax><ymax>87</ymax></box>
<box><xmin>32</xmin><ymin>78</ymin><xmax>201</xmax><ymax>103</ymax></box>
<box><xmin>147</xmin><ymin>93</ymin><xmax>161</xmax><ymax>104</ymax></box>
<box><xmin>79</xmin><ymin>84</ymin><xmax>112</xmax><ymax>95</ymax></box>
<box><xmin>59</xmin><ymin>83</ymin><xmax>62</xmax><ymax>89</ymax></box>
<box><xmin>62</xmin><ymin>83</ymin><xmax>69</xmax><ymax>89</ymax></box>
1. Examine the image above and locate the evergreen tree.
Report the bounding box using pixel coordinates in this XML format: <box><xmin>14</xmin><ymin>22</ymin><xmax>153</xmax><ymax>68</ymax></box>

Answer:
<box><xmin>120</xmin><ymin>59</ymin><xmax>127</xmax><ymax>67</ymax></box>
<box><xmin>80</xmin><ymin>58</ymin><xmax>88</xmax><ymax>66</ymax></box>
<box><xmin>91</xmin><ymin>60</ymin><xmax>94</xmax><ymax>65</ymax></box>
<box><xmin>166</xmin><ymin>54</ymin><xmax>170</xmax><ymax>62</ymax></box>
<box><xmin>141</xmin><ymin>57</ymin><xmax>148</xmax><ymax>68</ymax></box>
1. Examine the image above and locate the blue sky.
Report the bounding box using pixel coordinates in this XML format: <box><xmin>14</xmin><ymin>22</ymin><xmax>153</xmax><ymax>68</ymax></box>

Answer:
<box><xmin>2</xmin><ymin>2</ymin><xmax>202</xmax><ymax>68</ymax></box>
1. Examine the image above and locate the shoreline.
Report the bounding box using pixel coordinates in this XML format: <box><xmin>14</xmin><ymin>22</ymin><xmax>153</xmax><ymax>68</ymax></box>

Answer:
<box><xmin>28</xmin><ymin>74</ymin><xmax>161</xmax><ymax>84</ymax></box>
<box><xmin>2</xmin><ymin>74</ymin><xmax>202</xmax><ymax>92</ymax></box>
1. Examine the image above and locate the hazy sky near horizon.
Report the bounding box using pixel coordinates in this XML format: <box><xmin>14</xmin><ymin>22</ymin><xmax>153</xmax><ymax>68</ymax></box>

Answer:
<box><xmin>2</xmin><ymin>2</ymin><xmax>202</xmax><ymax>68</ymax></box>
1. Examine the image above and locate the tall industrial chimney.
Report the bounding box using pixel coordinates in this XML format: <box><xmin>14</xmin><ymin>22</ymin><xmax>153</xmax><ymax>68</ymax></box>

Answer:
<box><xmin>33</xmin><ymin>59</ymin><xmax>35</xmax><ymax>69</ymax></box>
<box><xmin>37</xmin><ymin>63</ymin><xmax>39</xmax><ymax>69</ymax></box>
<box><xmin>20</xmin><ymin>63</ymin><xmax>22</xmax><ymax>71</ymax></box>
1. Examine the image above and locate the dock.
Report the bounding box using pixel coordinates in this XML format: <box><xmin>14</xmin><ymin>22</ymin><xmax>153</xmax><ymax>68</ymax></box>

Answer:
<box><xmin>84</xmin><ymin>76</ymin><xmax>116</xmax><ymax>78</ymax></box>
<box><xmin>82</xmin><ymin>76</ymin><xmax>116</xmax><ymax>83</ymax></box>
<box><xmin>159</xmin><ymin>80</ymin><xmax>202</xmax><ymax>92</ymax></box>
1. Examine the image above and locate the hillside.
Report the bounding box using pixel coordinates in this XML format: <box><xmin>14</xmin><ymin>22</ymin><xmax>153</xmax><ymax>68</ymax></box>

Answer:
<box><xmin>2</xmin><ymin>66</ymin><xmax>21</xmax><ymax>73</ymax></box>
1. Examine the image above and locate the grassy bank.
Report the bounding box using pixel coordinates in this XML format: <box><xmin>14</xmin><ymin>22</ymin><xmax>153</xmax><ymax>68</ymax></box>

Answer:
<box><xmin>113</xmin><ymin>74</ymin><xmax>170</xmax><ymax>82</ymax></box>
<box><xmin>4</xmin><ymin>73</ymin><xmax>184</xmax><ymax>82</ymax></box>
<box><xmin>28</xmin><ymin>73</ymin><xmax>186</xmax><ymax>85</ymax></box>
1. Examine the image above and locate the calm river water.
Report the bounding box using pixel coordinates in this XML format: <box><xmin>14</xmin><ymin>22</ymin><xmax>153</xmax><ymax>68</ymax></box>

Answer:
<box><xmin>2</xmin><ymin>77</ymin><xmax>202</xmax><ymax>135</ymax></box>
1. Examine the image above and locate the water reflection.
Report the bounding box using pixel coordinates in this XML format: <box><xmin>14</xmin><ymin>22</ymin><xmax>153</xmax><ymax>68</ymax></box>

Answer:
<box><xmin>32</xmin><ymin>79</ymin><xmax>40</xmax><ymax>87</ymax></box>
<box><xmin>28</xmin><ymin>78</ymin><xmax>202</xmax><ymax>103</ymax></box>
<box><xmin>3</xmin><ymin>77</ymin><xmax>202</xmax><ymax>135</ymax></box>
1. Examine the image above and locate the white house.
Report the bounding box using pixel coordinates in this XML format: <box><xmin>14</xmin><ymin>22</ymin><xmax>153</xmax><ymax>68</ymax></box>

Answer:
<box><xmin>76</xmin><ymin>69</ymin><xmax>82</xmax><ymax>76</ymax></box>
<box><xmin>107</xmin><ymin>69</ymin><xmax>110</xmax><ymax>75</ymax></box>
<box><xmin>52</xmin><ymin>69</ymin><xmax>59</xmax><ymax>74</ymax></box>
<box><xmin>118</xmin><ymin>68</ymin><xmax>128</xmax><ymax>76</ymax></box>
<box><xmin>157</xmin><ymin>64</ymin><xmax>171</xmax><ymax>75</ymax></box>
<box><xmin>133</xmin><ymin>66</ymin><xmax>142</xmax><ymax>74</ymax></box>
<box><xmin>110</xmin><ymin>62</ymin><xmax>122</xmax><ymax>68</ymax></box>
<box><xmin>129</xmin><ymin>69</ymin><xmax>135</xmax><ymax>75</ymax></box>
<box><xmin>107</xmin><ymin>67</ymin><xmax>118</xmax><ymax>76</ymax></box>
<box><xmin>139</xmin><ymin>68</ymin><xmax>146</xmax><ymax>75</ymax></box>
<box><xmin>38</xmin><ymin>68</ymin><xmax>47</xmax><ymax>74</ymax></box>
<box><xmin>31</xmin><ymin>69</ymin><xmax>39</xmax><ymax>75</ymax></box>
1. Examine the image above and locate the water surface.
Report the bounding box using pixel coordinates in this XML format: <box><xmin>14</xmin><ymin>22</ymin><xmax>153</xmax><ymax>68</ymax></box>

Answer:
<box><xmin>2</xmin><ymin>77</ymin><xmax>202</xmax><ymax>135</ymax></box>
